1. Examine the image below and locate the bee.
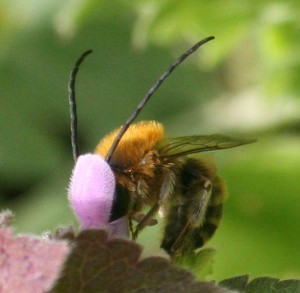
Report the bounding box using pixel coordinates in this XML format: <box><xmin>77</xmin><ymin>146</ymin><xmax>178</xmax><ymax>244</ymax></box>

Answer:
<box><xmin>68</xmin><ymin>36</ymin><xmax>255</xmax><ymax>258</ymax></box>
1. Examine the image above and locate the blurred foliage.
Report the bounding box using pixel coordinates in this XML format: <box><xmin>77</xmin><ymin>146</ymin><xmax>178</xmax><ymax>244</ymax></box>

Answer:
<box><xmin>0</xmin><ymin>0</ymin><xmax>299</xmax><ymax>282</ymax></box>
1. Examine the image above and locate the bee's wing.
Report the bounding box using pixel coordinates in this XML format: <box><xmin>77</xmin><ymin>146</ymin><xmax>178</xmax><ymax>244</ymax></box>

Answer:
<box><xmin>157</xmin><ymin>134</ymin><xmax>256</xmax><ymax>159</ymax></box>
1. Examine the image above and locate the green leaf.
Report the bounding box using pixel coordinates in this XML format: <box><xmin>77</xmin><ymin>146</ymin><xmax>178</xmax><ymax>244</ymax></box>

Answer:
<box><xmin>219</xmin><ymin>275</ymin><xmax>300</xmax><ymax>293</ymax></box>
<box><xmin>245</xmin><ymin>277</ymin><xmax>279</xmax><ymax>293</ymax></box>
<box><xmin>219</xmin><ymin>275</ymin><xmax>249</xmax><ymax>291</ymax></box>
<box><xmin>274</xmin><ymin>279</ymin><xmax>300</xmax><ymax>293</ymax></box>
<box><xmin>175</xmin><ymin>248</ymin><xmax>216</xmax><ymax>278</ymax></box>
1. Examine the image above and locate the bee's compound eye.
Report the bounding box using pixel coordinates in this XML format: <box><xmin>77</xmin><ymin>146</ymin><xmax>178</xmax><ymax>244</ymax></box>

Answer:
<box><xmin>68</xmin><ymin>154</ymin><xmax>116</xmax><ymax>229</ymax></box>
<box><xmin>109</xmin><ymin>184</ymin><xmax>130</xmax><ymax>222</ymax></box>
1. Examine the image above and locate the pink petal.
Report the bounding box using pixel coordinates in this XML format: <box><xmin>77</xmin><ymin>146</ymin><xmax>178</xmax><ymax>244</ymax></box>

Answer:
<box><xmin>108</xmin><ymin>216</ymin><xmax>130</xmax><ymax>238</ymax></box>
<box><xmin>68</xmin><ymin>154</ymin><xmax>115</xmax><ymax>229</ymax></box>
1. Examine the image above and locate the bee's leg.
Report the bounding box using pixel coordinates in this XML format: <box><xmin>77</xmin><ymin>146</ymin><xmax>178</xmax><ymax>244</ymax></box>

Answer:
<box><xmin>129</xmin><ymin>218</ymin><xmax>134</xmax><ymax>238</ymax></box>
<box><xmin>132</xmin><ymin>213</ymin><xmax>158</xmax><ymax>226</ymax></box>
<box><xmin>132</xmin><ymin>170</ymin><xmax>175</xmax><ymax>240</ymax></box>
<box><xmin>191</xmin><ymin>175</ymin><xmax>227</xmax><ymax>249</ymax></box>
<box><xmin>132</xmin><ymin>202</ymin><xmax>160</xmax><ymax>240</ymax></box>
<box><xmin>161</xmin><ymin>158</ymin><xmax>214</xmax><ymax>256</ymax></box>
<box><xmin>161</xmin><ymin>181</ymin><xmax>212</xmax><ymax>256</ymax></box>
<box><xmin>158</xmin><ymin>169</ymin><xmax>176</xmax><ymax>202</ymax></box>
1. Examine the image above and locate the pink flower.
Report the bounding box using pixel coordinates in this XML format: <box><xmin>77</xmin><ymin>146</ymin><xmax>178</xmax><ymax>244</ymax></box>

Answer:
<box><xmin>68</xmin><ymin>154</ymin><xmax>128</xmax><ymax>237</ymax></box>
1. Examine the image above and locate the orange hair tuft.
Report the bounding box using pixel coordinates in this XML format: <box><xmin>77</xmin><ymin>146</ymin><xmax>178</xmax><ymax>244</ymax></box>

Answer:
<box><xmin>95</xmin><ymin>121</ymin><xmax>164</xmax><ymax>167</ymax></box>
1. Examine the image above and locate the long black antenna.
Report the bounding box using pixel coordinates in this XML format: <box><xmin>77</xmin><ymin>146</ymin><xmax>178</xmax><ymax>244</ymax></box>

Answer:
<box><xmin>68</xmin><ymin>50</ymin><xmax>93</xmax><ymax>161</ymax></box>
<box><xmin>105</xmin><ymin>36</ymin><xmax>215</xmax><ymax>162</ymax></box>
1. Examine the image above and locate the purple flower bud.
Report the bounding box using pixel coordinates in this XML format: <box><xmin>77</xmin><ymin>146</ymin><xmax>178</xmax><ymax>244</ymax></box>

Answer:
<box><xmin>68</xmin><ymin>154</ymin><xmax>116</xmax><ymax>230</ymax></box>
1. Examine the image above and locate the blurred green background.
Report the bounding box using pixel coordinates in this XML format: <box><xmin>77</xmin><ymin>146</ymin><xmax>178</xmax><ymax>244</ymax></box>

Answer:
<box><xmin>0</xmin><ymin>0</ymin><xmax>299</xmax><ymax>281</ymax></box>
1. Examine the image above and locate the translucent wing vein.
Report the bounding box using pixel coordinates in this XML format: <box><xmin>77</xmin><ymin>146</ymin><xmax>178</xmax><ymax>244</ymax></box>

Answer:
<box><xmin>158</xmin><ymin>134</ymin><xmax>256</xmax><ymax>159</ymax></box>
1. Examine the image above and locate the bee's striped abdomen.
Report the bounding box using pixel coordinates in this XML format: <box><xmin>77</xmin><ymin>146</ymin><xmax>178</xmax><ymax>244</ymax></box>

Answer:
<box><xmin>161</xmin><ymin>158</ymin><xmax>227</xmax><ymax>257</ymax></box>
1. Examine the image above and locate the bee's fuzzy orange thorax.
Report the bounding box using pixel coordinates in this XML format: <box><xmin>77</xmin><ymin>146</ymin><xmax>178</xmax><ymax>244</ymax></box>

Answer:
<box><xmin>95</xmin><ymin>121</ymin><xmax>164</xmax><ymax>167</ymax></box>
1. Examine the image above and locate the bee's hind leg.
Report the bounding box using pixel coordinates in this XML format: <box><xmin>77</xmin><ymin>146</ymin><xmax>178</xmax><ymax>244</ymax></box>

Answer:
<box><xmin>190</xmin><ymin>175</ymin><xmax>227</xmax><ymax>249</ymax></box>
<box><xmin>161</xmin><ymin>158</ymin><xmax>220</xmax><ymax>256</ymax></box>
